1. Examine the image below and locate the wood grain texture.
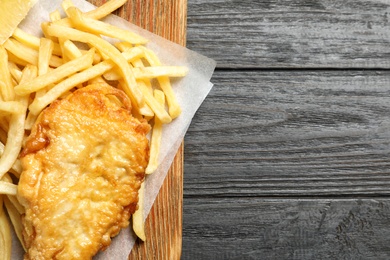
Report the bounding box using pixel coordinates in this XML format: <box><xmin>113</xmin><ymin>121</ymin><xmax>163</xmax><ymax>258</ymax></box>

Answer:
<box><xmin>187</xmin><ymin>0</ymin><xmax>390</xmax><ymax>69</ymax></box>
<box><xmin>184</xmin><ymin>70</ymin><xmax>390</xmax><ymax>197</ymax></box>
<box><xmin>182</xmin><ymin>198</ymin><xmax>390</xmax><ymax>259</ymax></box>
<box><xmin>183</xmin><ymin>0</ymin><xmax>390</xmax><ymax>259</ymax></box>
<box><xmin>130</xmin><ymin>144</ymin><xmax>183</xmax><ymax>260</ymax></box>
<box><xmin>87</xmin><ymin>1</ymin><xmax>187</xmax><ymax>259</ymax></box>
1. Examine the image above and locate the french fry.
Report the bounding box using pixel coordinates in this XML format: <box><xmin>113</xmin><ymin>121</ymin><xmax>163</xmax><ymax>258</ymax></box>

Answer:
<box><xmin>7</xmin><ymin>51</ymin><xmax>30</xmax><ymax>67</ymax></box>
<box><xmin>12</xmin><ymin>28</ymin><xmax>62</xmax><ymax>56</ymax></box>
<box><xmin>133</xmin><ymin>66</ymin><xmax>188</xmax><ymax>79</ymax></box>
<box><xmin>137</xmin><ymin>80</ymin><xmax>171</xmax><ymax>123</ymax></box>
<box><xmin>61</xmin><ymin>0</ymin><xmax>74</xmax><ymax>16</ymax></box>
<box><xmin>0</xmin><ymin>96</ymin><xmax>28</xmax><ymax>179</ymax></box>
<box><xmin>19</xmin><ymin>65</ymin><xmax>38</xmax><ymax>85</ymax></box>
<box><xmin>145</xmin><ymin>90</ymin><xmax>165</xmax><ymax>174</ymax></box>
<box><xmin>38</xmin><ymin>37</ymin><xmax>54</xmax><ymax>76</ymax></box>
<box><xmin>24</xmin><ymin>67</ymin><xmax>40</xmax><ymax>128</ymax></box>
<box><xmin>1</xmin><ymin>172</ymin><xmax>22</xmax><ymax>206</ymax></box>
<box><xmin>28</xmin><ymin>46</ymin><xmax>145</xmax><ymax>115</ymax></box>
<box><xmin>119</xmin><ymin>51</ymin><xmax>171</xmax><ymax>122</ymax></box>
<box><xmin>14</xmin><ymin>48</ymin><xmax>94</xmax><ymax>96</ymax></box>
<box><xmin>134</xmin><ymin>66</ymin><xmax>188</xmax><ymax>79</ymax></box>
<box><xmin>121</xmin><ymin>43</ymin><xmax>183</xmax><ymax>119</ymax></box>
<box><xmin>62</xmin><ymin>39</ymin><xmax>83</xmax><ymax>60</ymax></box>
<box><xmin>140</xmin><ymin>46</ymin><xmax>182</xmax><ymax>119</ymax></box>
<box><xmin>0</xmin><ymin>65</ymin><xmax>35</xmax><ymax>179</ymax></box>
<box><xmin>55</xmin><ymin>0</ymin><xmax>128</xmax><ymax>27</ymax></box>
<box><xmin>114</xmin><ymin>43</ymin><xmax>152</xmax><ymax>90</ymax></box>
<box><xmin>61</xmin><ymin>39</ymin><xmax>102</xmax><ymax>64</ymax></box>
<box><xmin>50</xmin><ymin>9</ymin><xmax>62</xmax><ymax>22</ymax></box>
<box><xmin>29</xmin><ymin>57</ymin><xmax>118</xmax><ymax>115</ymax></box>
<box><xmin>0</xmin><ymin>101</ymin><xmax>26</xmax><ymax>114</ymax></box>
<box><xmin>116</xmin><ymin>79</ymin><xmax>154</xmax><ymax>118</ymax></box>
<box><xmin>0</xmin><ymin>182</ymin><xmax>17</xmax><ymax>195</ymax></box>
<box><xmin>40</xmin><ymin>20</ymin><xmax>60</xmax><ymax>43</ymax></box>
<box><xmin>4</xmin><ymin>38</ymin><xmax>63</xmax><ymax>68</ymax></box>
<box><xmin>24</xmin><ymin>112</ymin><xmax>38</xmax><ymax>130</ymax></box>
<box><xmin>85</xmin><ymin>0</ymin><xmax>128</xmax><ymax>20</ymax></box>
<box><xmin>67</xmin><ymin>7</ymin><xmax>148</xmax><ymax>45</ymax></box>
<box><xmin>8</xmin><ymin>61</ymin><xmax>23</xmax><ymax>83</ymax></box>
<box><xmin>0</xmin><ymin>143</ymin><xmax>23</xmax><ymax>178</ymax></box>
<box><xmin>12</xmin><ymin>27</ymin><xmax>40</xmax><ymax>49</ymax></box>
<box><xmin>4</xmin><ymin>196</ymin><xmax>26</xmax><ymax>251</ymax></box>
<box><xmin>1</xmin><ymin>173</ymin><xmax>23</xmax><ymax>214</ymax></box>
<box><xmin>36</xmin><ymin>38</ymin><xmax>55</xmax><ymax>98</ymax></box>
<box><xmin>4</xmin><ymin>38</ymin><xmax>38</xmax><ymax>66</ymax></box>
<box><xmin>132</xmin><ymin>181</ymin><xmax>146</xmax><ymax>241</ymax></box>
<box><xmin>131</xmin><ymin>58</ymin><xmax>154</xmax><ymax>95</ymax></box>
<box><xmin>103</xmin><ymin>66</ymin><xmax>188</xmax><ymax>81</ymax></box>
<box><xmin>121</xmin><ymin>46</ymin><xmax>144</xmax><ymax>61</ymax></box>
<box><xmin>0</xmin><ymin>46</ymin><xmax>15</xmax><ymax>101</ymax></box>
<box><xmin>1</xmin><ymin>174</ymin><xmax>13</xmax><ymax>185</ymax></box>
<box><xmin>6</xmin><ymin>193</ymin><xmax>24</xmax><ymax>215</ymax></box>
<box><xmin>0</xmin><ymin>195</ymin><xmax>11</xmax><ymax>260</ymax></box>
<box><xmin>114</xmin><ymin>41</ymin><xmax>132</xmax><ymax>51</ymax></box>
<box><xmin>45</xmin><ymin>23</ymin><xmax>146</xmax><ymax>110</ymax></box>
<box><xmin>100</xmin><ymin>45</ymin><xmax>144</xmax><ymax>81</ymax></box>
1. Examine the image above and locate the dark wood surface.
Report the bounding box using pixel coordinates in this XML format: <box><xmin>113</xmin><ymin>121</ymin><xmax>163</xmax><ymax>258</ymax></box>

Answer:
<box><xmin>183</xmin><ymin>0</ymin><xmax>390</xmax><ymax>259</ymax></box>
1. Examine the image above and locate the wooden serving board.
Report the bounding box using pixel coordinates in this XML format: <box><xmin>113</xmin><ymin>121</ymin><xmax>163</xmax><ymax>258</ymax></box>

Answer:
<box><xmin>88</xmin><ymin>1</ymin><xmax>186</xmax><ymax>259</ymax></box>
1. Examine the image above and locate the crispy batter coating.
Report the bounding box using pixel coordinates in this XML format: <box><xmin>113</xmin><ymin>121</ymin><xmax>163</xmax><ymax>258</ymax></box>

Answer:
<box><xmin>17</xmin><ymin>84</ymin><xmax>150</xmax><ymax>260</ymax></box>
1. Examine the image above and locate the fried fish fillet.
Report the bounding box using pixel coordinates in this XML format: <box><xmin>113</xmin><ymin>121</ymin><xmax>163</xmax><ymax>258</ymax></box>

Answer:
<box><xmin>17</xmin><ymin>84</ymin><xmax>150</xmax><ymax>260</ymax></box>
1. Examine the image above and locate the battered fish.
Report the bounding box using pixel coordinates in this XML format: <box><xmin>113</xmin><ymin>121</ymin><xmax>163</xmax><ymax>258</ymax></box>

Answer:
<box><xmin>17</xmin><ymin>84</ymin><xmax>150</xmax><ymax>260</ymax></box>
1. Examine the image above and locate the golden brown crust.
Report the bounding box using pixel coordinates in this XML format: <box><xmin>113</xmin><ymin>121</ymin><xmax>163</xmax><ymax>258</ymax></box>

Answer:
<box><xmin>18</xmin><ymin>84</ymin><xmax>150</xmax><ymax>260</ymax></box>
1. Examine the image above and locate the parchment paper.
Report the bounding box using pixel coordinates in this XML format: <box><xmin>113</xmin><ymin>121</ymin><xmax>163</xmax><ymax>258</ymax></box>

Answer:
<box><xmin>11</xmin><ymin>0</ymin><xmax>216</xmax><ymax>259</ymax></box>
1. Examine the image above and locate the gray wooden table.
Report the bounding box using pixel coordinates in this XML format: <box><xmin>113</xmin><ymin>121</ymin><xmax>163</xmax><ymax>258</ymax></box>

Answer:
<box><xmin>182</xmin><ymin>0</ymin><xmax>390</xmax><ymax>259</ymax></box>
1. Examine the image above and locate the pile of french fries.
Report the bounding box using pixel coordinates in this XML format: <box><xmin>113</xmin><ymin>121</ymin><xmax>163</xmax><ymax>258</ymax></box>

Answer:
<box><xmin>0</xmin><ymin>0</ymin><xmax>187</xmax><ymax>257</ymax></box>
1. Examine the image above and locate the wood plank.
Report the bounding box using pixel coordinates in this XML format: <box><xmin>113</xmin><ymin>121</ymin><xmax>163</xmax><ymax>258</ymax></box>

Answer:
<box><xmin>131</xmin><ymin>144</ymin><xmax>183</xmax><ymax>260</ymax></box>
<box><xmin>187</xmin><ymin>0</ymin><xmax>390</xmax><ymax>69</ymax></box>
<box><xmin>87</xmin><ymin>1</ymin><xmax>187</xmax><ymax>259</ymax></box>
<box><xmin>184</xmin><ymin>70</ymin><xmax>390</xmax><ymax>197</ymax></box>
<box><xmin>183</xmin><ymin>0</ymin><xmax>390</xmax><ymax>259</ymax></box>
<box><xmin>182</xmin><ymin>197</ymin><xmax>390</xmax><ymax>259</ymax></box>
